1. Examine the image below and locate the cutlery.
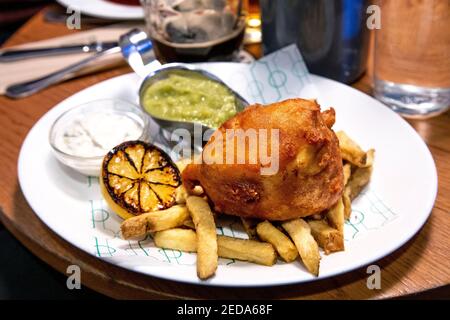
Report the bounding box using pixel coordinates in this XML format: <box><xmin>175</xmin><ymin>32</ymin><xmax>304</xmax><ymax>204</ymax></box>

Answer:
<box><xmin>5</xmin><ymin>29</ymin><xmax>154</xmax><ymax>99</ymax></box>
<box><xmin>5</xmin><ymin>46</ymin><xmax>121</xmax><ymax>99</ymax></box>
<box><xmin>119</xmin><ymin>28</ymin><xmax>155</xmax><ymax>78</ymax></box>
<box><xmin>0</xmin><ymin>41</ymin><xmax>118</xmax><ymax>62</ymax></box>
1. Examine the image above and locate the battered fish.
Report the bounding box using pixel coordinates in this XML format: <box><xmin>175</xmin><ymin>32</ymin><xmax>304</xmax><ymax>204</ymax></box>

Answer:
<box><xmin>182</xmin><ymin>98</ymin><xmax>344</xmax><ymax>221</ymax></box>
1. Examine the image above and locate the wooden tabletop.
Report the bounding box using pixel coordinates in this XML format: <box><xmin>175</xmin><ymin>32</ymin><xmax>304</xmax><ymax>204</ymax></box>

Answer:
<box><xmin>0</xmin><ymin>8</ymin><xmax>449</xmax><ymax>300</ymax></box>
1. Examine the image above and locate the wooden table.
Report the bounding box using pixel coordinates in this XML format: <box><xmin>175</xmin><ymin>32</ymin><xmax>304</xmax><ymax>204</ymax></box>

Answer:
<box><xmin>0</xmin><ymin>8</ymin><xmax>449</xmax><ymax>300</ymax></box>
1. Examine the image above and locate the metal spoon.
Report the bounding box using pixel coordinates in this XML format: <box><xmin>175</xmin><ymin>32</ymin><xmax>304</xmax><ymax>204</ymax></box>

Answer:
<box><xmin>119</xmin><ymin>28</ymin><xmax>156</xmax><ymax>78</ymax></box>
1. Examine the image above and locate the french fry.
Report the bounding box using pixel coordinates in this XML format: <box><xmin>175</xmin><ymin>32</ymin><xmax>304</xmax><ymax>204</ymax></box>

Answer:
<box><xmin>183</xmin><ymin>213</ymin><xmax>218</xmax><ymax>230</ymax></box>
<box><xmin>308</xmin><ymin>220</ymin><xmax>344</xmax><ymax>254</ymax></box>
<box><xmin>337</xmin><ymin>131</ymin><xmax>373</xmax><ymax>167</ymax></box>
<box><xmin>182</xmin><ymin>218</ymin><xmax>196</xmax><ymax>229</ymax></box>
<box><xmin>310</xmin><ymin>213</ymin><xmax>324</xmax><ymax>220</ymax></box>
<box><xmin>342</xmin><ymin>188</ymin><xmax>352</xmax><ymax>220</ymax></box>
<box><xmin>191</xmin><ymin>185</ymin><xmax>204</xmax><ymax>196</ymax></box>
<box><xmin>154</xmin><ymin>228</ymin><xmax>197</xmax><ymax>252</ymax></box>
<box><xmin>175</xmin><ymin>185</ymin><xmax>188</xmax><ymax>204</ymax></box>
<box><xmin>256</xmin><ymin>221</ymin><xmax>298</xmax><ymax>262</ymax></box>
<box><xmin>346</xmin><ymin>166</ymin><xmax>373</xmax><ymax>200</ymax></box>
<box><xmin>175</xmin><ymin>184</ymin><xmax>204</xmax><ymax>205</ymax></box>
<box><xmin>218</xmin><ymin>235</ymin><xmax>277</xmax><ymax>266</ymax></box>
<box><xmin>336</xmin><ymin>131</ymin><xmax>366</xmax><ymax>166</ymax></box>
<box><xmin>186</xmin><ymin>196</ymin><xmax>218</xmax><ymax>279</ymax></box>
<box><xmin>326</xmin><ymin>198</ymin><xmax>344</xmax><ymax>233</ymax></box>
<box><xmin>154</xmin><ymin>228</ymin><xmax>277</xmax><ymax>266</ymax></box>
<box><xmin>343</xmin><ymin>163</ymin><xmax>352</xmax><ymax>186</ymax></box>
<box><xmin>364</xmin><ymin>149</ymin><xmax>375</xmax><ymax>167</ymax></box>
<box><xmin>282</xmin><ymin>219</ymin><xmax>321</xmax><ymax>276</ymax></box>
<box><xmin>241</xmin><ymin>217</ymin><xmax>259</xmax><ymax>240</ymax></box>
<box><xmin>120</xmin><ymin>205</ymin><xmax>189</xmax><ymax>239</ymax></box>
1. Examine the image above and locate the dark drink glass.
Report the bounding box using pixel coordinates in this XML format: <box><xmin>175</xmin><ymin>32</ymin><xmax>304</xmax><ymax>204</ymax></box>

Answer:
<box><xmin>142</xmin><ymin>0</ymin><xmax>246</xmax><ymax>63</ymax></box>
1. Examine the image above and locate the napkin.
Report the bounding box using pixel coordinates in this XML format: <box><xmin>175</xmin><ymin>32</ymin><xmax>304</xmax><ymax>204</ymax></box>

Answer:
<box><xmin>242</xmin><ymin>44</ymin><xmax>318</xmax><ymax>103</ymax></box>
<box><xmin>196</xmin><ymin>44</ymin><xmax>319</xmax><ymax>105</ymax></box>
<box><xmin>0</xmin><ymin>24</ymin><xmax>142</xmax><ymax>95</ymax></box>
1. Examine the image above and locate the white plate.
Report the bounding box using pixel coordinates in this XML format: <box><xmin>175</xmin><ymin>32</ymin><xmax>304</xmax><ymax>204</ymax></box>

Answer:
<box><xmin>57</xmin><ymin>0</ymin><xmax>143</xmax><ymax>20</ymax></box>
<box><xmin>18</xmin><ymin>63</ymin><xmax>437</xmax><ymax>287</ymax></box>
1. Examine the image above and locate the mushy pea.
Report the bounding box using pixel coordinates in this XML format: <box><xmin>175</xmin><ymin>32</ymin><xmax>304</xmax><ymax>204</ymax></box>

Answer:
<box><xmin>142</xmin><ymin>73</ymin><xmax>237</xmax><ymax>128</ymax></box>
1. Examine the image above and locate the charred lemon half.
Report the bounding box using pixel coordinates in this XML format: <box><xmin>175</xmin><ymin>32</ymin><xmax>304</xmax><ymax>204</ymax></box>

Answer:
<box><xmin>100</xmin><ymin>141</ymin><xmax>181</xmax><ymax>220</ymax></box>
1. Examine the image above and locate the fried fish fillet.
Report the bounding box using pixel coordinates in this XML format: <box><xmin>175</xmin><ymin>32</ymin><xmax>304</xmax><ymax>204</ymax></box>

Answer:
<box><xmin>182</xmin><ymin>98</ymin><xmax>344</xmax><ymax>221</ymax></box>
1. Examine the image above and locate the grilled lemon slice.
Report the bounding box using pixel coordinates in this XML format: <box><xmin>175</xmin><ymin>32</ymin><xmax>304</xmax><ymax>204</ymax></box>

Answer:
<box><xmin>100</xmin><ymin>141</ymin><xmax>181</xmax><ymax>220</ymax></box>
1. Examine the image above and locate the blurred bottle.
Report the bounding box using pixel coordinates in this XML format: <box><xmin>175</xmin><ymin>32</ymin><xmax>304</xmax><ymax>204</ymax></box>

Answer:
<box><xmin>260</xmin><ymin>0</ymin><xmax>370</xmax><ymax>84</ymax></box>
<box><xmin>373</xmin><ymin>0</ymin><xmax>450</xmax><ymax>118</ymax></box>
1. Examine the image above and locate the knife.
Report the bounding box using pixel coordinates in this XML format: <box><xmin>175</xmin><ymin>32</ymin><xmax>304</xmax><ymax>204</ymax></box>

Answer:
<box><xmin>0</xmin><ymin>41</ymin><xmax>118</xmax><ymax>62</ymax></box>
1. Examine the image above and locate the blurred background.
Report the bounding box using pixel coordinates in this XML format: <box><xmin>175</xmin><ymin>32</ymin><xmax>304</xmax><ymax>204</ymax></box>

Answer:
<box><xmin>0</xmin><ymin>0</ymin><xmax>51</xmax><ymax>45</ymax></box>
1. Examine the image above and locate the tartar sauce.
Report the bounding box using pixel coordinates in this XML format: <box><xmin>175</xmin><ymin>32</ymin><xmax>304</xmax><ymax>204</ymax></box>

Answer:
<box><xmin>55</xmin><ymin>112</ymin><xmax>143</xmax><ymax>157</ymax></box>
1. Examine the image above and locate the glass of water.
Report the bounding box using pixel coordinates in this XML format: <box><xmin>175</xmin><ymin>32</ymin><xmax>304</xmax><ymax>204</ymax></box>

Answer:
<box><xmin>373</xmin><ymin>0</ymin><xmax>450</xmax><ymax>118</ymax></box>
